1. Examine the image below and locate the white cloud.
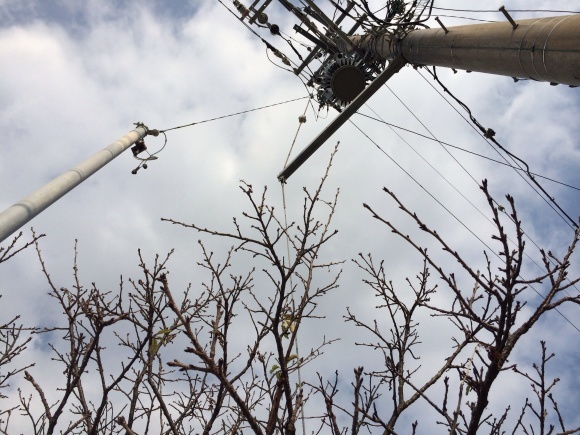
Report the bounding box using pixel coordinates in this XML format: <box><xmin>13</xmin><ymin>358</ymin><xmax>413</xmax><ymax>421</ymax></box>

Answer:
<box><xmin>0</xmin><ymin>0</ymin><xmax>578</xmax><ymax>433</ymax></box>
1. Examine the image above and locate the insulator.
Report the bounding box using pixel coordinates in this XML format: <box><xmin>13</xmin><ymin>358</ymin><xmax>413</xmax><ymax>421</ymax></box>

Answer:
<box><xmin>233</xmin><ymin>0</ymin><xmax>250</xmax><ymax>19</ymax></box>
<box><xmin>272</xmin><ymin>48</ymin><xmax>290</xmax><ymax>66</ymax></box>
<box><xmin>336</xmin><ymin>39</ymin><xmax>353</xmax><ymax>54</ymax></box>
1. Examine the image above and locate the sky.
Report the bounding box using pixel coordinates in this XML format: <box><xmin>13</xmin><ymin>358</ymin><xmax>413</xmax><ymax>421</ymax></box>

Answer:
<box><xmin>0</xmin><ymin>0</ymin><xmax>579</xmax><ymax>433</ymax></box>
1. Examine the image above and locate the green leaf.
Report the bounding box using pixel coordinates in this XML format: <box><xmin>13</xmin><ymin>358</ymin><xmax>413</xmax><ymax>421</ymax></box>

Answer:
<box><xmin>155</xmin><ymin>328</ymin><xmax>172</xmax><ymax>336</ymax></box>
<box><xmin>150</xmin><ymin>338</ymin><xmax>160</xmax><ymax>356</ymax></box>
<box><xmin>287</xmin><ymin>354</ymin><xmax>298</xmax><ymax>362</ymax></box>
<box><xmin>270</xmin><ymin>364</ymin><xmax>280</xmax><ymax>374</ymax></box>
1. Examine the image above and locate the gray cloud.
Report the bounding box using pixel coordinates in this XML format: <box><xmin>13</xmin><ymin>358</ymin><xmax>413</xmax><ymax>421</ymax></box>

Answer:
<box><xmin>0</xmin><ymin>0</ymin><xmax>578</xmax><ymax>432</ymax></box>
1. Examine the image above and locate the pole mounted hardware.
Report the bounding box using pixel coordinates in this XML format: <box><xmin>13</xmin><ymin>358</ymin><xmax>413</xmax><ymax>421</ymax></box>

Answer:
<box><xmin>132</xmin><ymin>139</ymin><xmax>147</xmax><ymax>157</ymax></box>
<box><xmin>278</xmin><ymin>55</ymin><xmax>407</xmax><ymax>182</ymax></box>
<box><xmin>435</xmin><ymin>17</ymin><xmax>449</xmax><ymax>34</ymax></box>
<box><xmin>228</xmin><ymin>0</ymin><xmax>428</xmax><ymax>111</ymax></box>
<box><xmin>225</xmin><ymin>0</ymin><xmax>432</xmax><ymax>179</ymax></box>
<box><xmin>224</xmin><ymin>1</ymin><xmax>580</xmax><ymax>180</ymax></box>
<box><xmin>499</xmin><ymin>6</ymin><xmax>518</xmax><ymax>30</ymax></box>
<box><xmin>130</xmin><ymin>122</ymin><xmax>162</xmax><ymax>174</ymax></box>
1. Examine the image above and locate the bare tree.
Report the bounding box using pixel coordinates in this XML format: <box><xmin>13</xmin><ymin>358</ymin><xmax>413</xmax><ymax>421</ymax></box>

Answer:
<box><xmin>1</xmin><ymin>148</ymin><xmax>342</xmax><ymax>434</ymax></box>
<box><xmin>315</xmin><ymin>179</ymin><xmax>579</xmax><ymax>434</ymax></box>
<box><xmin>0</xmin><ymin>231</ymin><xmax>45</xmax><ymax>433</ymax></box>
<box><xmin>1</xmin><ymin>170</ymin><xmax>578</xmax><ymax>434</ymax></box>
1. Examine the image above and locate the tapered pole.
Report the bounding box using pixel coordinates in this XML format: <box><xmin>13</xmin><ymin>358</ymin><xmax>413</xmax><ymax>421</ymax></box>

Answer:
<box><xmin>0</xmin><ymin>126</ymin><xmax>148</xmax><ymax>243</ymax></box>
<box><xmin>354</xmin><ymin>14</ymin><xmax>580</xmax><ymax>86</ymax></box>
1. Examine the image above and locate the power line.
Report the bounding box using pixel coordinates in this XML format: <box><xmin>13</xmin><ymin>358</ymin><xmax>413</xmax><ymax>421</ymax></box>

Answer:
<box><xmin>350</xmin><ymin>119</ymin><xmax>580</xmax><ymax>333</ymax></box>
<box><xmin>385</xmin><ymin>84</ymin><xmax>481</xmax><ymax>186</ymax></box>
<box><xmin>422</xmin><ymin>67</ymin><xmax>579</xmax><ymax>230</ymax></box>
<box><xmin>159</xmin><ymin>96</ymin><xmax>308</xmax><ymax>133</ymax></box>
<box><xmin>350</xmin><ymin>118</ymin><xmax>496</xmax><ymax>252</ymax></box>
<box><xmin>355</xmin><ymin>107</ymin><xmax>580</xmax><ymax>298</ymax></box>
<box><xmin>434</xmin><ymin>14</ymin><xmax>497</xmax><ymax>23</ymax></box>
<box><xmin>361</xmin><ymin>103</ymin><xmax>498</xmax><ymax>232</ymax></box>
<box><xmin>353</xmin><ymin>112</ymin><xmax>580</xmax><ymax>192</ymax></box>
<box><xmin>410</xmin><ymin>67</ymin><xmax>580</xmax><ymax>297</ymax></box>
<box><xmin>432</xmin><ymin>7</ymin><xmax>580</xmax><ymax>14</ymax></box>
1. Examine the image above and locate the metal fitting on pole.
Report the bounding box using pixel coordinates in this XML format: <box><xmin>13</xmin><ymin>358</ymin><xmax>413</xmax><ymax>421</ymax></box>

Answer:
<box><xmin>435</xmin><ymin>17</ymin><xmax>449</xmax><ymax>34</ymax></box>
<box><xmin>499</xmin><ymin>6</ymin><xmax>518</xmax><ymax>30</ymax></box>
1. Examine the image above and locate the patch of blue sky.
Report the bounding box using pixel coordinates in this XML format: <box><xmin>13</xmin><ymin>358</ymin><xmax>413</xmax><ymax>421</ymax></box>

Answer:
<box><xmin>0</xmin><ymin>1</ymin><xmax>202</xmax><ymax>35</ymax></box>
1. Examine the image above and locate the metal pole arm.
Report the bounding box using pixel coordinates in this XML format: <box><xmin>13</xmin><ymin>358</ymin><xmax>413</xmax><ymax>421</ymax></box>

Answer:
<box><xmin>278</xmin><ymin>55</ymin><xmax>407</xmax><ymax>182</ymax></box>
<box><xmin>0</xmin><ymin>126</ymin><xmax>148</xmax><ymax>244</ymax></box>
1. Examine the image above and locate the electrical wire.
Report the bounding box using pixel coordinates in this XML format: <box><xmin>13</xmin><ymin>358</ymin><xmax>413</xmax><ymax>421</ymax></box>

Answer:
<box><xmin>385</xmin><ymin>84</ymin><xmax>481</xmax><ymax>187</ymax></box>
<box><xmin>159</xmin><ymin>97</ymin><xmax>308</xmax><ymax>133</ymax></box>
<box><xmin>410</xmin><ymin>68</ymin><xmax>580</xmax><ymax>297</ymax></box>
<box><xmin>350</xmin><ymin>119</ymin><xmax>580</xmax><ymax>333</ymax></box>
<box><xmin>360</xmin><ymin>104</ymin><xmax>498</xmax><ymax>231</ymax></box>
<box><xmin>423</xmin><ymin>67</ymin><xmax>579</xmax><ymax>231</ymax></box>
<box><xmin>355</xmin><ymin>107</ymin><xmax>580</xmax><ymax>299</ymax></box>
<box><xmin>350</xmin><ymin>118</ymin><xmax>497</xmax><ymax>252</ymax></box>
<box><xmin>364</xmin><ymin>88</ymin><xmax>564</xmax><ymax>289</ymax></box>
<box><xmin>434</xmin><ymin>15</ymin><xmax>497</xmax><ymax>23</ymax></box>
<box><xmin>432</xmin><ymin>7</ymin><xmax>580</xmax><ymax>14</ymax></box>
<box><xmin>280</xmin><ymin>105</ymin><xmax>312</xmax><ymax>435</ymax></box>
<box><xmin>354</xmin><ymin>112</ymin><xmax>580</xmax><ymax>192</ymax></box>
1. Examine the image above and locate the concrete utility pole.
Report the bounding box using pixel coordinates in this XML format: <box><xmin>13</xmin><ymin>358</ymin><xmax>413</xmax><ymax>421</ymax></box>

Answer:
<box><xmin>353</xmin><ymin>14</ymin><xmax>580</xmax><ymax>86</ymax></box>
<box><xmin>0</xmin><ymin>125</ymin><xmax>150</xmax><ymax>244</ymax></box>
<box><xmin>278</xmin><ymin>12</ymin><xmax>580</xmax><ymax>181</ymax></box>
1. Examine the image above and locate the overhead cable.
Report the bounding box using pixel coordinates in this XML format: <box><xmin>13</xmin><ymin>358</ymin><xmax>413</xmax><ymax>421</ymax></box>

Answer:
<box><xmin>160</xmin><ymin>97</ymin><xmax>308</xmax><ymax>133</ymax></box>
<box><xmin>424</xmin><ymin>67</ymin><xmax>578</xmax><ymax>230</ymax></box>
<box><xmin>351</xmin><ymin>119</ymin><xmax>580</xmax><ymax>333</ymax></box>
<box><xmin>432</xmin><ymin>7</ymin><xmax>580</xmax><ymax>14</ymax></box>
<box><xmin>354</xmin><ymin>113</ymin><xmax>580</xmax><ymax>191</ymax></box>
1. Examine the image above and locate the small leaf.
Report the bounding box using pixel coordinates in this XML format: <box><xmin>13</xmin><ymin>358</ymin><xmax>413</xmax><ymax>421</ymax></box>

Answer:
<box><xmin>156</xmin><ymin>328</ymin><xmax>172</xmax><ymax>336</ymax></box>
<box><xmin>150</xmin><ymin>338</ymin><xmax>160</xmax><ymax>356</ymax></box>
<box><xmin>270</xmin><ymin>364</ymin><xmax>280</xmax><ymax>374</ymax></box>
<box><xmin>287</xmin><ymin>354</ymin><xmax>298</xmax><ymax>362</ymax></box>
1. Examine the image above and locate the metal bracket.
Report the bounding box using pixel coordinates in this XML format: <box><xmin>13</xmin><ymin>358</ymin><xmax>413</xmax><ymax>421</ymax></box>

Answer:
<box><xmin>131</xmin><ymin>139</ymin><xmax>147</xmax><ymax>157</ymax></box>
<box><xmin>435</xmin><ymin>17</ymin><xmax>449</xmax><ymax>34</ymax></box>
<box><xmin>499</xmin><ymin>6</ymin><xmax>518</xmax><ymax>30</ymax></box>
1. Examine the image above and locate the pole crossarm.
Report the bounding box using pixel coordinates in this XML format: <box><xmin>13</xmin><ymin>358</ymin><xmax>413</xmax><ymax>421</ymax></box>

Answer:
<box><xmin>278</xmin><ymin>55</ymin><xmax>407</xmax><ymax>182</ymax></box>
<box><xmin>0</xmin><ymin>126</ymin><xmax>148</xmax><ymax>244</ymax></box>
<box><xmin>353</xmin><ymin>14</ymin><xmax>580</xmax><ymax>87</ymax></box>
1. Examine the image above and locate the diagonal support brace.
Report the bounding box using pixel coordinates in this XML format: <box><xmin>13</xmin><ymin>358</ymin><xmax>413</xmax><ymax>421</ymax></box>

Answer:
<box><xmin>278</xmin><ymin>55</ymin><xmax>407</xmax><ymax>182</ymax></box>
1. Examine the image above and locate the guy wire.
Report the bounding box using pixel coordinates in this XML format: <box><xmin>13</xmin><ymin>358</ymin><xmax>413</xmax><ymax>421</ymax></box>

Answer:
<box><xmin>281</xmin><ymin>103</ymin><xmax>310</xmax><ymax>434</ymax></box>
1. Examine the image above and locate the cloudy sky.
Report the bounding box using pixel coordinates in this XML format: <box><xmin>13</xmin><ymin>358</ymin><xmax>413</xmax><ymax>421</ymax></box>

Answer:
<box><xmin>1</xmin><ymin>0</ymin><xmax>579</xmax><ymax>432</ymax></box>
